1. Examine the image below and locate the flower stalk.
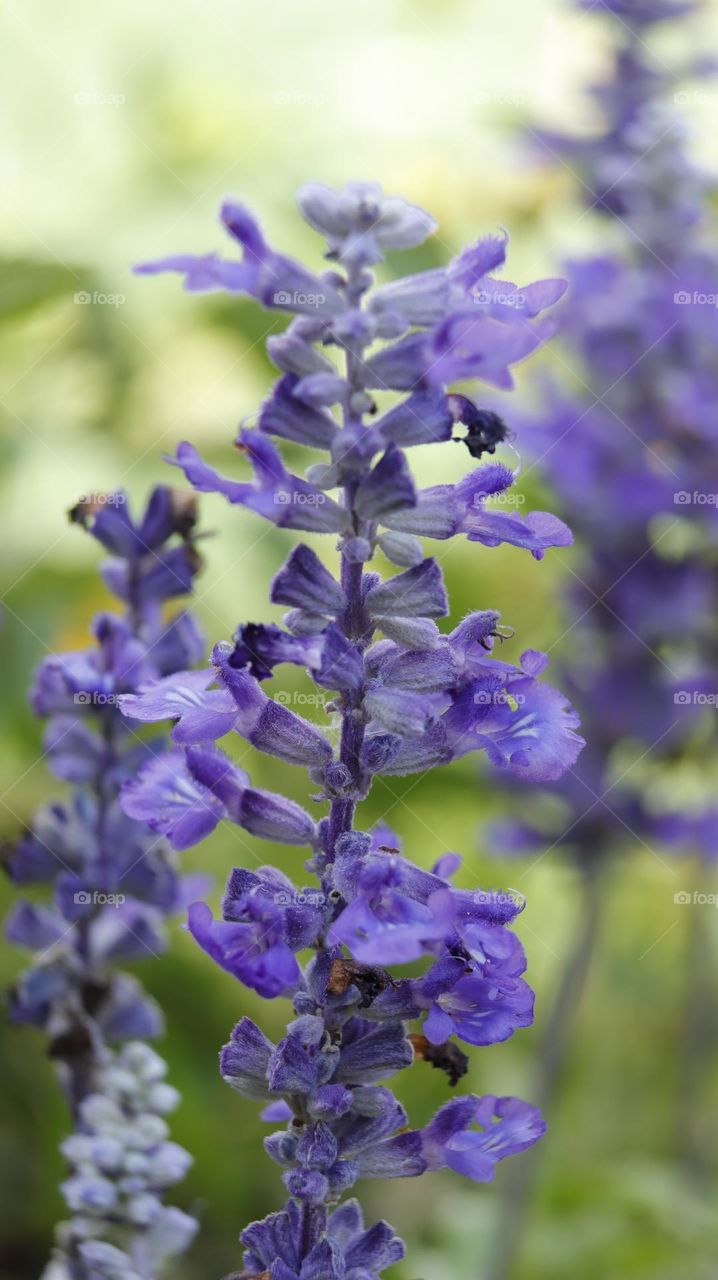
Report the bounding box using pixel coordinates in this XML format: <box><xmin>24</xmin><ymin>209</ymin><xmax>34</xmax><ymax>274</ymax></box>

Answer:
<box><xmin>123</xmin><ymin>181</ymin><xmax>585</xmax><ymax>1276</ymax></box>
<box><xmin>5</xmin><ymin>490</ymin><xmax>203</xmax><ymax>1279</ymax></box>
<box><xmin>487</xmin><ymin>0</ymin><xmax>718</xmax><ymax>1269</ymax></box>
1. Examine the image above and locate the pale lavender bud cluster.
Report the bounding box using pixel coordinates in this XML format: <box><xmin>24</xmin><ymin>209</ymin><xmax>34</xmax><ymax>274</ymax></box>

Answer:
<box><xmin>47</xmin><ymin>1043</ymin><xmax>196</xmax><ymax>1280</ymax></box>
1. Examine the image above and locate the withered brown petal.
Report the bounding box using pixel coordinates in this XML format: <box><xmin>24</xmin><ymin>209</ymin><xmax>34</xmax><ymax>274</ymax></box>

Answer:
<box><xmin>409</xmin><ymin>1033</ymin><xmax>469</xmax><ymax>1087</ymax></box>
<box><xmin>327</xmin><ymin>956</ymin><xmax>391</xmax><ymax>1008</ymax></box>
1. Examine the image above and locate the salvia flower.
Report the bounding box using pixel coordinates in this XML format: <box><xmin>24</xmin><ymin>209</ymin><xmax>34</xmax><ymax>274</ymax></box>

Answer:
<box><xmin>125</xmin><ymin>182</ymin><xmax>583</xmax><ymax>1275</ymax></box>
<box><xmin>5</xmin><ymin>489</ymin><xmax>202</xmax><ymax>1276</ymax></box>
<box><xmin>483</xmin><ymin>5</ymin><xmax>718</xmax><ymax>1276</ymax></box>
<box><xmin>491</xmin><ymin>0</ymin><xmax>718</xmax><ymax>866</ymax></box>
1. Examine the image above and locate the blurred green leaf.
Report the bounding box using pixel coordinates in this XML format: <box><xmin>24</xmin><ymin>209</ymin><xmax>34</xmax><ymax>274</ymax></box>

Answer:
<box><xmin>0</xmin><ymin>259</ymin><xmax>79</xmax><ymax>322</ymax></box>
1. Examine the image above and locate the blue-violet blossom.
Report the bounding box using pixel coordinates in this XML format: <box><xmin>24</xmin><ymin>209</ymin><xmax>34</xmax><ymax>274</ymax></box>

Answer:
<box><xmin>490</xmin><ymin>0</ymin><xmax>718</xmax><ymax>866</ymax></box>
<box><xmin>5</xmin><ymin>490</ymin><xmax>202</xmax><ymax>1278</ymax></box>
<box><xmin>123</xmin><ymin>182</ymin><xmax>585</xmax><ymax>1276</ymax></box>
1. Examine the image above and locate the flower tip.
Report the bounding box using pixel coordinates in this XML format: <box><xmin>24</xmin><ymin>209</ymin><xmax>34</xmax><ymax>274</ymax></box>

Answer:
<box><xmin>219</xmin><ymin>198</ymin><xmax>247</xmax><ymax>227</ymax></box>
<box><xmin>186</xmin><ymin>900</ymin><xmax>211</xmax><ymax>930</ymax></box>
<box><xmin>163</xmin><ymin>441</ymin><xmax>195</xmax><ymax>469</ymax></box>
<box><xmin>211</xmin><ymin>639</ymin><xmax>233</xmax><ymax>666</ymax></box>
<box><xmin>219</xmin><ymin>200</ymin><xmax>264</xmax><ymax>254</ymax></box>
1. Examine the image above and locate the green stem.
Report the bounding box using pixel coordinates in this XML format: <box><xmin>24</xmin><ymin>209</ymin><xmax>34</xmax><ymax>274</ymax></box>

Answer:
<box><xmin>676</xmin><ymin>855</ymin><xmax>716</xmax><ymax>1183</ymax></box>
<box><xmin>484</xmin><ymin>860</ymin><xmax>605</xmax><ymax>1280</ymax></box>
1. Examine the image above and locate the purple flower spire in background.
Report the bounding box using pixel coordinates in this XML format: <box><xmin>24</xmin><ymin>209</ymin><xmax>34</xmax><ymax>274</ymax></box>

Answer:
<box><xmin>125</xmin><ymin>181</ymin><xmax>583</xmax><ymax>1276</ymax></box>
<box><xmin>485</xmin><ymin>2</ymin><xmax>718</xmax><ymax>1275</ymax></box>
<box><xmin>491</xmin><ymin>0</ymin><xmax>717</xmax><ymax>864</ymax></box>
<box><xmin>5</xmin><ymin>490</ymin><xmax>202</xmax><ymax>1278</ymax></box>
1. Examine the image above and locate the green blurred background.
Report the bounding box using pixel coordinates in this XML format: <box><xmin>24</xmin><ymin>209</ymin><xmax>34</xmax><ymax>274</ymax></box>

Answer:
<box><xmin>2</xmin><ymin>1</ymin><xmax>718</xmax><ymax>1277</ymax></box>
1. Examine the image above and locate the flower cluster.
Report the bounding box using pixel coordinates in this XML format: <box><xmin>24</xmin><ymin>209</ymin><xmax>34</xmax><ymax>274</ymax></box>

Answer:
<box><xmin>46</xmin><ymin>1043</ymin><xmax>196</xmax><ymax>1280</ymax></box>
<box><xmin>124</xmin><ymin>181</ymin><xmax>584</xmax><ymax>1275</ymax></box>
<box><xmin>492</xmin><ymin>0</ymin><xmax>718</xmax><ymax>862</ymax></box>
<box><xmin>5</xmin><ymin>489</ymin><xmax>202</xmax><ymax>1276</ymax></box>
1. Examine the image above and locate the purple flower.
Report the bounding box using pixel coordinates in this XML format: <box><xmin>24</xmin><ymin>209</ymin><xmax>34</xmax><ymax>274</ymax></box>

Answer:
<box><xmin>298</xmin><ymin>180</ymin><xmax>438</xmax><ymax>265</ymax></box>
<box><xmin>381</xmin><ymin>462</ymin><xmax>572</xmax><ymax>557</ymax></box>
<box><xmin>8</xmin><ymin>489</ymin><xmax>201</xmax><ymax>1273</ymax></box>
<box><xmin>447</xmin><ymin>673</ymin><xmax>586</xmax><ymax>780</ymax></box>
<box><xmin>240</xmin><ymin>1197</ymin><xmax>404</xmax><ymax>1280</ymax></box>
<box><xmin>423</xmin><ymin>1095</ymin><xmax>546</xmax><ymax>1181</ymax></box>
<box><xmin>421</xmin><ymin>964</ymin><xmax>535</xmax><ymax>1047</ymax></box>
<box><xmin>121</xmin><ymin>744</ymin><xmax>317</xmax><ymax>850</ymax></box>
<box><xmin>579</xmin><ymin>0</ymin><xmax>695</xmax><ymax>21</ymax></box>
<box><xmin>328</xmin><ymin>853</ymin><xmax>455</xmax><ymax>965</ymax></box>
<box><xmin>124</xmin><ymin>181</ymin><xmax>581</xmax><ymax>1276</ymax></box>
<box><xmin>493</xmin><ymin>0</ymin><xmax>717</xmax><ymax>874</ymax></box>
<box><xmin>120</xmin><ymin>646</ymin><xmax>333</xmax><ymax>770</ymax></box>
<box><xmin>168</xmin><ymin>430</ymin><xmax>350</xmax><ymax>535</ymax></box>
<box><xmin>70</xmin><ymin>487</ymin><xmax>201</xmax><ymax>606</ymax></box>
<box><xmin>188</xmin><ymin>864</ymin><xmax>326</xmax><ymax>998</ymax></box>
<box><xmin>187</xmin><ymin>901</ymin><xmax>302</xmax><ymax>999</ymax></box>
<box><xmin>119</xmin><ymin>666</ymin><xmax>238</xmax><ymax>743</ymax></box>
<box><xmin>136</xmin><ymin>200</ymin><xmax>344</xmax><ymax>318</ymax></box>
<box><xmin>374</xmin><ymin>662</ymin><xmax>584</xmax><ymax>782</ymax></box>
